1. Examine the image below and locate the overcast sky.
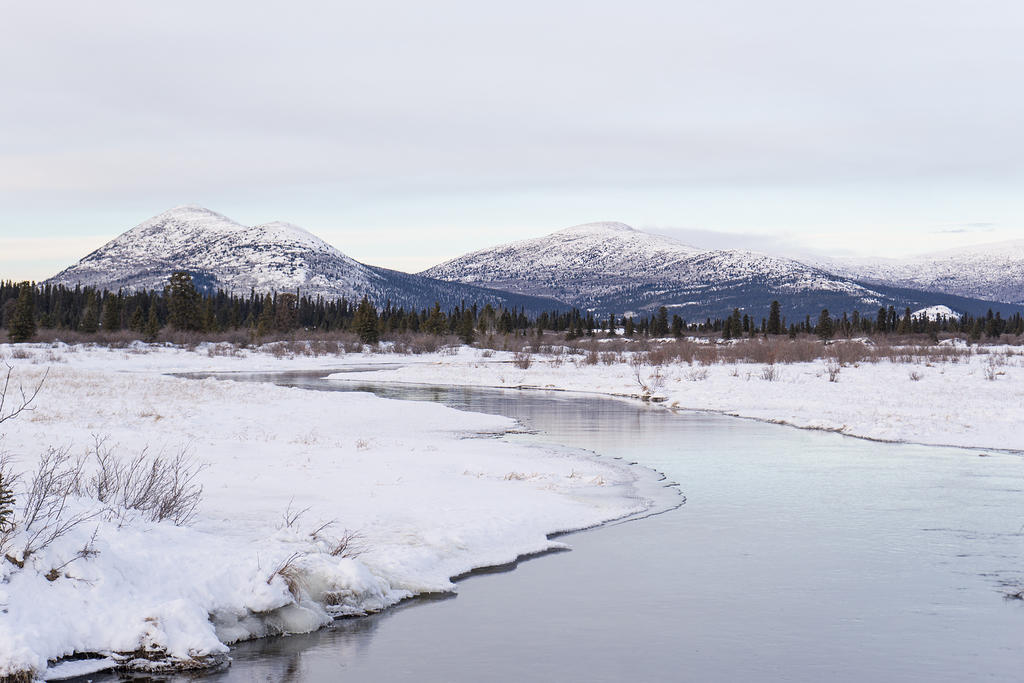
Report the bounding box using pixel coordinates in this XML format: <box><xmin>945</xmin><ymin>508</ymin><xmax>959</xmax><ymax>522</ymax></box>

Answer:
<box><xmin>2</xmin><ymin>0</ymin><xmax>1023</xmax><ymax>281</ymax></box>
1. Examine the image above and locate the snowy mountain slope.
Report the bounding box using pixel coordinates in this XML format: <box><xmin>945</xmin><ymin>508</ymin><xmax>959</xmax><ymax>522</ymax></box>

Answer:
<box><xmin>422</xmin><ymin>222</ymin><xmax>1022</xmax><ymax>318</ymax></box>
<box><xmin>46</xmin><ymin>206</ymin><xmax>566</xmax><ymax>313</ymax></box>
<box><xmin>818</xmin><ymin>239</ymin><xmax>1024</xmax><ymax>305</ymax></box>
<box><xmin>423</xmin><ymin>222</ymin><xmax>703</xmax><ymax>304</ymax></box>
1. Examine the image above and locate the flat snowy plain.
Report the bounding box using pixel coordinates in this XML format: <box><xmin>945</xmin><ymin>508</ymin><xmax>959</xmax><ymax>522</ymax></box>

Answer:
<box><xmin>0</xmin><ymin>338</ymin><xmax>1021</xmax><ymax>680</ymax></box>
<box><xmin>0</xmin><ymin>344</ymin><xmax>646</xmax><ymax>680</ymax></box>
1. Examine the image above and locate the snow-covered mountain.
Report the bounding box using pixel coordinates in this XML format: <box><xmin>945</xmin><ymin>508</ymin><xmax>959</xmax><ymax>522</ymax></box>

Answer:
<box><xmin>422</xmin><ymin>222</ymin><xmax>1020</xmax><ymax>318</ymax></box>
<box><xmin>46</xmin><ymin>206</ymin><xmax>566</xmax><ymax>313</ymax></box>
<box><xmin>818</xmin><ymin>240</ymin><xmax>1024</xmax><ymax>306</ymax></box>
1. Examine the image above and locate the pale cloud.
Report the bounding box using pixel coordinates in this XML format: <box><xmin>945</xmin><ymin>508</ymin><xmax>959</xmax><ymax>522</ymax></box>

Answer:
<box><xmin>2</xmin><ymin>1</ymin><xmax>1023</xmax><ymax>276</ymax></box>
<box><xmin>0</xmin><ymin>236</ymin><xmax>109</xmax><ymax>282</ymax></box>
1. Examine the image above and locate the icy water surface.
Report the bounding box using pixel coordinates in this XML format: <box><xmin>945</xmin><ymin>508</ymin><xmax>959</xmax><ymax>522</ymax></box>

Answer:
<box><xmin>108</xmin><ymin>371</ymin><xmax>1024</xmax><ymax>682</ymax></box>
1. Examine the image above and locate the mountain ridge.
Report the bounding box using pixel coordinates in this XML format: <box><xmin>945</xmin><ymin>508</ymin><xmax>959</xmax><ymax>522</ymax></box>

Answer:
<box><xmin>45</xmin><ymin>206</ymin><xmax>568</xmax><ymax>314</ymax></box>
<box><xmin>421</xmin><ymin>222</ymin><xmax>1024</xmax><ymax>318</ymax></box>
<box><xmin>815</xmin><ymin>239</ymin><xmax>1024</xmax><ymax>305</ymax></box>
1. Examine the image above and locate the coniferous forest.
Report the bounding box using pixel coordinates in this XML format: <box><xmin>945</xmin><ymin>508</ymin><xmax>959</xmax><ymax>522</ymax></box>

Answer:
<box><xmin>1</xmin><ymin>273</ymin><xmax>1023</xmax><ymax>346</ymax></box>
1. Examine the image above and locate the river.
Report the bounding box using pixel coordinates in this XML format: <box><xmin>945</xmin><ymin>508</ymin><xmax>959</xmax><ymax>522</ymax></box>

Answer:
<box><xmin>89</xmin><ymin>370</ymin><xmax>1024</xmax><ymax>681</ymax></box>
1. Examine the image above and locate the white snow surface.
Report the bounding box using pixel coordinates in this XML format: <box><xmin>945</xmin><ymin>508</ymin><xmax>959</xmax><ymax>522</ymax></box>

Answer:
<box><xmin>0</xmin><ymin>344</ymin><xmax>647</xmax><ymax>679</ymax></box>
<box><xmin>3</xmin><ymin>339</ymin><xmax>1022</xmax><ymax>678</ymax></box>
<box><xmin>912</xmin><ymin>305</ymin><xmax>961</xmax><ymax>321</ymax></box>
<box><xmin>316</xmin><ymin>343</ymin><xmax>1024</xmax><ymax>453</ymax></box>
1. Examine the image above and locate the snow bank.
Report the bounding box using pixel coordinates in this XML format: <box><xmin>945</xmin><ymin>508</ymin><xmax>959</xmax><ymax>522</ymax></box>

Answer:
<box><xmin>320</xmin><ymin>344</ymin><xmax>1024</xmax><ymax>452</ymax></box>
<box><xmin>0</xmin><ymin>345</ymin><xmax>648</xmax><ymax>680</ymax></box>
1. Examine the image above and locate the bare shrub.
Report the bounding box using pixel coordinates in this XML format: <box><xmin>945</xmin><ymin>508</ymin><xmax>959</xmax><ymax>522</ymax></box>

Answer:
<box><xmin>908</xmin><ymin>370</ymin><xmax>923</xmax><ymax>382</ymax></box>
<box><xmin>828</xmin><ymin>341</ymin><xmax>869</xmax><ymax>365</ymax></box>
<box><xmin>306</xmin><ymin>518</ymin><xmax>367</xmax><ymax>558</ymax></box>
<box><xmin>513</xmin><ymin>351</ymin><xmax>532</xmax><ymax>369</ymax></box>
<box><xmin>685</xmin><ymin>367</ymin><xmax>709</xmax><ymax>381</ymax></box>
<box><xmin>316</xmin><ymin>528</ymin><xmax>365</xmax><ymax>558</ymax></box>
<box><xmin>766</xmin><ymin>338</ymin><xmax>821</xmax><ymax>364</ymax></box>
<box><xmin>694</xmin><ymin>346</ymin><xmax>719</xmax><ymax>365</ymax></box>
<box><xmin>266</xmin><ymin>551</ymin><xmax>304</xmax><ymax>597</ymax></box>
<box><xmin>824</xmin><ymin>358</ymin><xmax>841</xmax><ymax>382</ymax></box>
<box><xmin>984</xmin><ymin>353</ymin><xmax>1004</xmax><ymax>381</ymax></box>
<box><xmin>0</xmin><ymin>365</ymin><xmax>47</xmax><ymax>427</ymax></box>
<box><xmin>14</xmin><ymin>447</ymin><xmax>97</xmax><ymax>562</ymax></box>
<box><xmin>44</xmin><ymin>528</ymin><xmax>100</xmax><ymax>580</ymax></box>
<box><xmin>279</xmin><ymin>498</ymin><xmax>311</xmax><ymax>530</ymax></box>
<box><xmin>84</xmin><ymin>437</ymin><xmax>205</xmax><ymax>526</ymax></box>
<box><xmin>761</xmin><ymin>364</ymin><xmax>779</xmax><ymax>381</ymax></box>
<box><xmin>635</xmin><ymin>366</ymin><xmax>666</xmax><ymax>396</ymax></box>
<box><xmin>268</xmin><ymin>343</ymin><xmax>290</xmax><ymax>359</ymax></box>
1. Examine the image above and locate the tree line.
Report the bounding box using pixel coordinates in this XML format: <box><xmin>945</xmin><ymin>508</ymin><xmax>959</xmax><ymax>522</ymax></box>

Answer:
<box><xmin>1</xmin><ymin>274</ymin><xmax>1022</xmax><ymax>345</ymax></box>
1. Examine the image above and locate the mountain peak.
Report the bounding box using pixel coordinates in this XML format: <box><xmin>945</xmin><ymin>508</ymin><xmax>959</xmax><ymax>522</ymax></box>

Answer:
<box><xmin>141</xmin><ymin>205</ymin><xmax>246</xmax><ymax>233</ymax></box>
<box><xmin>555</xmin><ymin>221</ymin><xmax>637</xmax><ymax>236</ymax></box>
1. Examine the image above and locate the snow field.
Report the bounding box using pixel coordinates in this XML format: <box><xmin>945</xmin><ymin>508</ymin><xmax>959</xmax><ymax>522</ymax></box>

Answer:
<box><xmin>0</xmin><ymin>349</ymin><xmax>647</xmax><ymax>679</ymax></box>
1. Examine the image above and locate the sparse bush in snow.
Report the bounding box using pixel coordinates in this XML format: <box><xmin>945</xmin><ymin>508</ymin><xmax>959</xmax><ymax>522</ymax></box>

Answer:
<box><xmin>761</xmin><ymin>364</ymin><xmax>780</xmax><ymax>381</ymax></box>
<box><xmin>825</xmin><ymin>358</ymin><xmax>841</xmax><ymax>382</ymax></box>
<box><xmin>908</xmin><ymin>370</ymin><xmax>923</xmax><ymax>382</ymax></box>
<box><xmin>11</xmin><ymin>446</ymin><xmax>97</xmax><ymax>563</ymax></box>
<box><xmin>513</xmin><ymin>351</ymin><xmax>532</xmax><ymax>369</ymax></box>
<box><xmin>983</xmin><ymin>354</ymin><xmax>1002</xmax><ymax>381</ymax></box>
<box><xmin>0</xmin><ymin>364</ymin><xmax>46</xmax><ymax>427</ymax></box>
<box><xmin>686</xmin><ymin>367</ymin><xmax>710</xmax><ymax>381</ymax></box>
<box><xmin>635</xmin><ymin>367</ymin><xmax>666</xmax><ymax>396</ymax></box>
<box><xmin>279</xmin><ymin>499</ymin><xmax>311</xmax><ymax>530</ymax></box>
<box><xmin>83</xmin><ymin>436</ymin><xmax>206</xmax><ymax>527</ymax></box>
<box><xmin>266</xmin><ymin>551</ymin><xmax>304</xmax><ymax>597</ymax></box>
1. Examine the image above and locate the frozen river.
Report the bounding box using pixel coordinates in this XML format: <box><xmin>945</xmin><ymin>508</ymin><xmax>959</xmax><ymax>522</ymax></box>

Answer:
<box><xmin>93</xmin><ymin>371</ymin><xmax>1024</xmax><ymax>682</ymax></box>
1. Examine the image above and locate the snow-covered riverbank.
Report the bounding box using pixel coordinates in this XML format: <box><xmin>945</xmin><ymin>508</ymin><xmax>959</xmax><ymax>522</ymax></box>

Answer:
<box><xmin>324</xmin><ymin>344</ymin><xmax>1024</xmax><ymax>453</ymax></box>
<box><xmin>1</xmin><ymin>338</ymin><xmax>1021</xmax><ymax>679</ymax></box>
<box><xmin>0</xmin><ymin>344</ymin><xmax>647</xmax><ymax>680</ymax></box>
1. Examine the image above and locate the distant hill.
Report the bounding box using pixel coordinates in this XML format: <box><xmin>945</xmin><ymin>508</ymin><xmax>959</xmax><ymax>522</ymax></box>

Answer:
<box><xmin>45</xmin><ymin>206</ymin><xmax>568</xmax><ymax>314</ymax></box>
<box><xmin>422</xmin><ymin>222</ymin><xmax>1024</xmax><ymax>319</ymax></box>
<box><xmin>815</xmin><ymin>239</ymin><xmax>1024</xmax><ymax>306</ymax></box>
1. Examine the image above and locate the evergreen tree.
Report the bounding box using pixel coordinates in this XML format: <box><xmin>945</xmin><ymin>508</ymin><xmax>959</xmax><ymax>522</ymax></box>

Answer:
<box><xmin>0</xmin><ymin>470</ymin><xmax>14</xmax><ymax>534</ymax></box>
<box><xmin>144</xmin><ymin>304</ymin><xmax>161</xmax><ymax>342</ymax></box>
<box><xmin>274</xmin><ymin>293</ymin><xmax>299</xmax><ymax>332</ymax></box>
<box><xmin>80</xmin><ymin>291</ymin><xmax>99</xmax><ymax>333</ymax></box>
<box><xmin>101</xmin><ymin>294</ymin><xmax>121</xmax><ymax>331</ymax></box>
<box><xmin>166</xmin><ymin>272</ymin><xmax>201</xmax><ymax>330</ymax></box>
<box><xmin>815</xmin><ymin>309</ymin><xmax>834</xmax><ymax>342</ymax></box>
<box><xmin>353</xmin><ymin>296</ymin><xmax>379</xmax><ymax>344</ymax></box>
<box><xmin>8</xmin><ymin>282</ymin><xmax>37</xmax><ymax>343</ymax></box>
<box><xmin>653</xmin><ymin>307</ymin><xmax>669</xmax><ymax>336</ymax></box>
<box><xmin>255</xmin><ymin>294</ymin><xmax>275</xmax><ymax>338</ymax></box>
<box><xmin>129</xmin><ymin>305</ymin><xmax>146</xmax><ymax>333</ymax></box>
<box><xmin>767</xmin><ymin>300</ymin><xmax>782</xmax><ymax>335</ymax></box>
<box><xmin>423</xmin><ymin>303</ymin><xmax>447</xmax><ymax>336</ymax></box>
<box><xmin>457</xmin><ymin>308</ymin><xmax>476</xmax><ymax>344</ymax></box>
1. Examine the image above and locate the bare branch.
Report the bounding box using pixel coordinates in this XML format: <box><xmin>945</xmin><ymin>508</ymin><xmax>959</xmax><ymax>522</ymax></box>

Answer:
<box><xmin>0</xmin><ymin>364</ymin><xmax>47</xmax><ymax>426</ymax></box>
